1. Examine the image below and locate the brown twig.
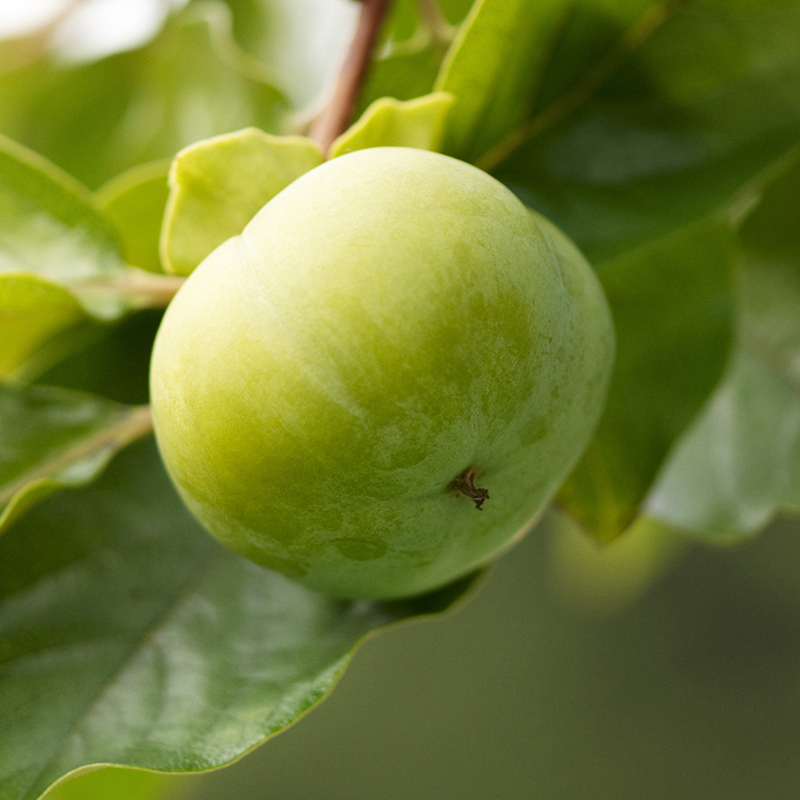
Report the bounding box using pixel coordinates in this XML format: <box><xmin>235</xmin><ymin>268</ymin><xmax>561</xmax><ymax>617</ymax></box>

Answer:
<box><xmin>309</xmin><ymin>0</ymin><xmax>393</xmax><ymax>156</ymax></box>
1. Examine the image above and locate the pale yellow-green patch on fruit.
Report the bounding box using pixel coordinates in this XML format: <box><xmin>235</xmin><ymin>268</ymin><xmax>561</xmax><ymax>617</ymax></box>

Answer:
<box><xmin>150</xmin><ymin>147</ymin><xmax>614</xmax><ymax>599</ymax></box>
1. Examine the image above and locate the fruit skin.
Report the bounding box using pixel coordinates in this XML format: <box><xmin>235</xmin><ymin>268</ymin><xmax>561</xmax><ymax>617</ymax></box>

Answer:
<box><xmin>150</xmin><ymin>147</ymin><xmax>614</xmax><ymax>599</ymax></box>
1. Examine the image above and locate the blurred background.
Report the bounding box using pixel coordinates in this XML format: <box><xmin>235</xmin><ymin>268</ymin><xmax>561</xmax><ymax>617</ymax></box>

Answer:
<box><xmin>45</xmin><ymin>511</ymin><xmax>800</xmax><ymax>800</ymax></box>
<box><xmin>3</xmin><ymin>2</ymin><xmax>800</xmax><ymax>798</ymax></box>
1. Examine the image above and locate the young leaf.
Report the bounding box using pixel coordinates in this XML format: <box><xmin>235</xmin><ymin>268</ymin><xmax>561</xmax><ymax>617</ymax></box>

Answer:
<box><xmin>44</xmin><ymin>766</ymin><xmax>178</xmax><ymax>800</ymax></box>
<box><xmin>0</xmin><ymin>274</ymin><xmax>89</xmax><ymax>383</ymax></box>
<box><xmin>557</xmin><ymin>220</ymin><xmax>736</xmax><ymax>541</ymax></box>
<box><xmin>0</xmin><ymin>383</ymin><xmax>150</xmax><ymax>534</ymax></box>
<box><xmin>329</xmin><ymin>93</ymin><xmax>455</xmax><ymax>159</ymax></box>
<box><xmin>0</xmin><ymin>3</ymin><xmax>288</xmax><ymax>189</ymax></box>
<box><xmin>0</xmin><ymin>439</ymin><xmax>477</xmax><ymax>800</ymax></box>
<box><xmin>161</xmin><ymin>129</ymin><xmax>322</xmax><ymax>276</ymax></box>
<box><xmin>646</xmin><ymin>159</ymin><xmax>800</xmax><ymax>539</ymax></box>
<box><xmin>97</xmin><ymin>161</ymin><xmax>172</xmax><ymax>275</ymax></box>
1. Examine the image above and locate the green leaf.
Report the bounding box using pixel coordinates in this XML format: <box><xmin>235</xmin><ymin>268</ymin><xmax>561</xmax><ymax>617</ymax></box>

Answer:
<box><xmin>97</xmin><ymin>161</ymin><xmax>172</xmax><ymax>275</ymax></box>
<box><xmin>485</xmin><ymin>0</ymin><xmax>800</xmax><ymax>264</ymax></box>
<box><xmin>44</xmin><ymin>767</ymin><xmax>178</xmax><ymax>800</ymax></box>
<box><xmin>355</xmin><ymin>0</ymin><xmax>455</xmax><ymax>113</ymax></box>
<box><xmin>36</xmin><ymin>310</ymin><xmax>165</xmax><ymax>407</ymax></box>
<box><xmin>357</xmin><ymin>39</ymin><xmax>446</xmax><ymax>113</ymax></box>
<box><xmin>329</xmin><ymin>93</ymin><xmax>455</xmax><ymax>159</ymax></box>
<box><xmin>0</xmin><ymin>2</ymin><xmax>288</xmax><ymax>189</ymax></box>
<box><xmin>0</xmin><ymin>383</ymin><xmax>149</xmax><ymax>535</ymax></box>
<box><xmin>557</xmin><ymin>220</ymin><xmax>736</xmax><ymax>540</ymax></box>
<box><xmin>647</xmin><ymin>353</ymin><xmax>800</xmax><ymax>539</ymax></box>
<box><xmin>0</xmin><ymin>134</ymin><xmax>125</xmax><ymax>287</ymax></box>
<box><xmin>161</xmin><ymin>129</ymin><xmax>322</xmax><ymax>276</ymax></box>
<box><xmin>646</xmin><ymin>158</ymin><xmax>800</xmax><ymax>539</ymax></box>
<box><xmin>0</xmin><ymin>274</ymin><xmax>90</xmax><ymax>383</ymax></box>
<box><xmin>435</xmin><ymin>0</ymin><xmax>575</xmax><ymax>162</ymax></box>
<box><xmin>0</xmin><ymin>134</ymin><xmax>129</xmax><ymax>379</ymax></box>
<box><xmin>0</xmin><ymin>135</ymin><xmax>180</xmax><ymax>382</ymax></box>
<box><xmin>0</xmin><ymin>438</ymin><xmax>477</xmax><ymax>800</ymax></box>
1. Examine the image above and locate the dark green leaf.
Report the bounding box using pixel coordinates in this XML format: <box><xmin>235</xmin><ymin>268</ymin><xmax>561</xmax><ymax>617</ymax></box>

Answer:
<box><xmin>0</xmin><ymin>439</ymin><xmax>477</xmax><ymax>800</ymax></box>
<box><xmin>0</xmin><ymin>383</ymin><xmax>148</xmax><ymax>535</ymax></box>
<box><xmin>557</xmin><ymin>220</ymin><xmax>735</xmax><ymax>540</ymax></box>
<box><xmin>37</xmin><ymin>309</ymin><xmax>164</xmax><ymax>407</ymax></box>
<box><xmin>487</xmin><ymin>0</ymin><xmax>800</xmax><ymax>264</ymax></box>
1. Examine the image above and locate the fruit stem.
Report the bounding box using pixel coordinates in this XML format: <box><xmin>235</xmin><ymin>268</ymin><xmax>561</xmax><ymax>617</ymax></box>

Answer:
<box><xmin>451</xmin><ymin>467</ymin><xmax>490</xmax><ymax>510</ymax></box>
<box><xmin>309</xmin><ymin>0</ymin><xmax>393</xmax><ymax>156</ymax></box>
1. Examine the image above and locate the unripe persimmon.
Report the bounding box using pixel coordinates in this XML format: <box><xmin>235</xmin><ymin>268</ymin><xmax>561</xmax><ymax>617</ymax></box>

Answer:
<box><xmin>150</xmin><ymin>147</ymin><xmax>614</xmax><ymax>599</ymax></box>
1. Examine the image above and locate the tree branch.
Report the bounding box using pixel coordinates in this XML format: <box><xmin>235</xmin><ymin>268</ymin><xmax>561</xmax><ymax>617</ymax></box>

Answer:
<box><xmin>310</xmin><ymin>0</ymin><xmax>393</xmax><ymax>156</ymax></box>
<box><xmin>72</xmin><ymin>270</ymin><xmax>186</xmax><ymax>309</ymax></box>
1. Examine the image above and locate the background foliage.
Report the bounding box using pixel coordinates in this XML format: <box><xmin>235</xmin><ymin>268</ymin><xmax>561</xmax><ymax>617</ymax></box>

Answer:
<box><xmin>1</xmin><ymin>0</ymin><xmax>799</xmax><ymax>798</ymax></box>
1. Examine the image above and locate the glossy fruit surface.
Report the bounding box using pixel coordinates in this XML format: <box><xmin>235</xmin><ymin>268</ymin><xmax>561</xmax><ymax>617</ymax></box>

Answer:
<box><xmin>150</xmin><ymin>147</ymin><xmax>614</xmax><ymax>599</ymax></box>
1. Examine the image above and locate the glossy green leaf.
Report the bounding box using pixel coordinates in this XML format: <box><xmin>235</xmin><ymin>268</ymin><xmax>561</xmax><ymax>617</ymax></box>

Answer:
<box><xmin>97</xmin><ymin>161</ymin><xmax>172</xmax><ymax>275</ymax></box>
<box><xmin>0</xmin><ymin>383</ymin><xmax>149</xmax><ymax>535</ymax></box>
<box><xmin>329</xmin><ymin>93</ymin><xmax>455</xmax><ymax>159</ymax></box>
<box><xmin>486</xmin><ymin>0</ymin><xmax>800</xmax><ymax>265</ymax></box>
<box><xmin>0</xmin><ymin>2</ymin><xmax>288</xmax><ymax>189</ymax></box>
<box><xmin>0</xmin><ymin>438</ymin><xmax>477</xmax><ymax>800</ymax></box>
<box><xmin>161</xmin><ymin>129</ymin><xmax>322</xmax><ymax>276</ymax></box>
<box><xmin>646</xmin><ymin>159</ymin><xmax>800</xmax><ymax>539</ymax></box>
<box><xmin>557</xmin><ymin>220</ymin><xmax>735</xmax><ymax>540</ymax></box>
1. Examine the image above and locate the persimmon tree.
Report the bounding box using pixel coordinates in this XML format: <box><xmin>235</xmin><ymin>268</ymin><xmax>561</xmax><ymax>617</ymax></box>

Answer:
<box><xmin>1</xmin><ymin>1</ymin><xmax>799</xmax><ymax>798</ymax></box>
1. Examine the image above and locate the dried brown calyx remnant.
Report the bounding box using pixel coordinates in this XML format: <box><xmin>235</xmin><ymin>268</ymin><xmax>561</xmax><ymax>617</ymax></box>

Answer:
<box><xmin>451</xmin><ymin>466</ymin><xmax>490</xmax><ymax>510</ymax></box>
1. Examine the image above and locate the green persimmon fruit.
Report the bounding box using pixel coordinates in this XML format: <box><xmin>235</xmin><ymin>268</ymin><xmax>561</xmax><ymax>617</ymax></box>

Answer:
<box><xmin>150</xmin><ymin>147</ymin><xmax>614</xmax><ymax>599</ymax></box>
